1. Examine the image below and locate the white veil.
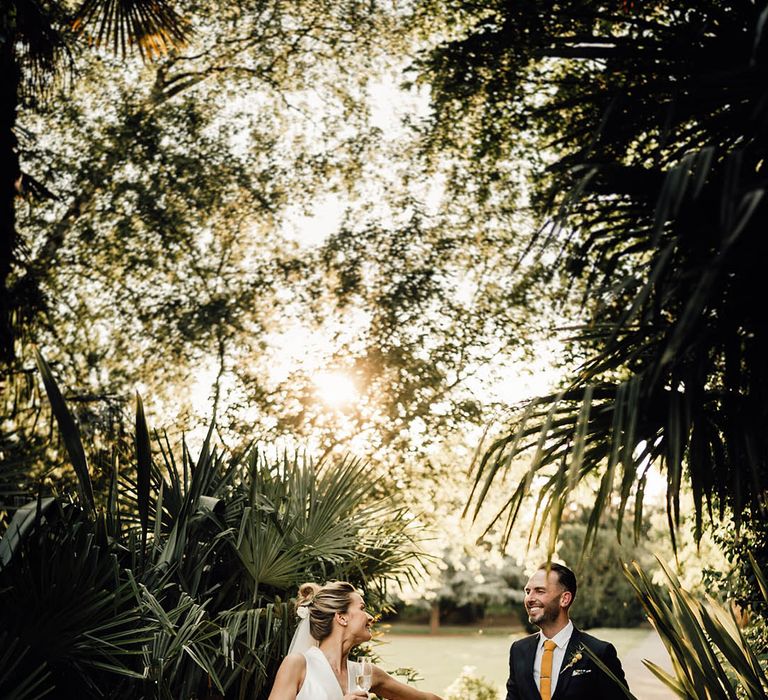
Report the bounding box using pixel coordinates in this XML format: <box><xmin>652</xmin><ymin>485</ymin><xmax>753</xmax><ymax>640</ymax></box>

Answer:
<box><xmin>288</xmin><ymin>604</ymin><xmax>318</xmax><ymax>655</ymax></box>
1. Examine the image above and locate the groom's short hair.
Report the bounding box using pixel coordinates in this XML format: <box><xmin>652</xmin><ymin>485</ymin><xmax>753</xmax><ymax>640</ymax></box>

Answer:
<box><xmin>538</xmin><ymin>562</ymin><xmax>577</xmax><ymax>602</ymax></box>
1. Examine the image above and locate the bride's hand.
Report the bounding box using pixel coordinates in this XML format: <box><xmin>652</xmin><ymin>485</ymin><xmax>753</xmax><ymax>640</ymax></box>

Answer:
<box><xmin>343</xmin><ymin>692</ymin><xmax>368</xmax><ymax>699</ymax></box>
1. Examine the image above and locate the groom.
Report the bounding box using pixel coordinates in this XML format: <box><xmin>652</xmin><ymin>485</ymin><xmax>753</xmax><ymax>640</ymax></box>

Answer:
<box><xmin>505</xmin><ymin>563</ymin><xmax>629</xmax><ymax>699</ymax></box>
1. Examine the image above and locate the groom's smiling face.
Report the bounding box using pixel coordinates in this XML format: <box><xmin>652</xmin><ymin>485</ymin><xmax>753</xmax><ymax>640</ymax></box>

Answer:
<box><xmin>524</xmin><ymin>569</ymin><xmax>567</xmax><ymax>627</ymax></box>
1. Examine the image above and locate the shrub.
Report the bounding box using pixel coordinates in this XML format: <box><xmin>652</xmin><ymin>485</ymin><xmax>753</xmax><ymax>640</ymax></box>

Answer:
<box><xmin>445</xmin><ymin>666</ymin><xmax>500</xmax><ymax>700</ymax></box>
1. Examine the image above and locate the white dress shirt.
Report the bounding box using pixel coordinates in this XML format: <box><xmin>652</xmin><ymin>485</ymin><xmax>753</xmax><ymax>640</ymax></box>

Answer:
<box><xmin>533</xmin><ymin>620</ymin><xmax>574</xmax><ymax>695</ymax></box>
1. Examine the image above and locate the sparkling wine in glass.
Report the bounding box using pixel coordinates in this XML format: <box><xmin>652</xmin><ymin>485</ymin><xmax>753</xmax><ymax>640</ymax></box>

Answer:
<box><xmin>355</xmin><ymin>658</ymin><xmax>372</xmax><ymax>692</ymax></box>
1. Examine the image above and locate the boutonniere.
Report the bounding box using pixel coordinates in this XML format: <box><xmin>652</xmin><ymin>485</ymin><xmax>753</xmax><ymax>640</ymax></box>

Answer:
<box><xmin>560</xmin><ymin>645</ymin><xmax>585</xmax><ymax>674</ymax></box>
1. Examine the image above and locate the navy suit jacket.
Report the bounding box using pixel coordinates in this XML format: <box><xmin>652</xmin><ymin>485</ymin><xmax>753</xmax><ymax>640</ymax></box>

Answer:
<box><xmin>505</xmin><ymin>627</ymin><xmax>629</xmax><ymax>700</ymax></box>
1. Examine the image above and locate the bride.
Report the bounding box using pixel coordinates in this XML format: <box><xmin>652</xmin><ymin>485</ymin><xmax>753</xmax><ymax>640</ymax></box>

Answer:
<box><xmin>268</xmin><ymin>581</ymin><xmax>444</xmax><ymax>700</ymax></box>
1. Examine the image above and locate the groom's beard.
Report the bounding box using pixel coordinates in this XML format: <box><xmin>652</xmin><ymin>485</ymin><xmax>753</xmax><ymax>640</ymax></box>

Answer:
<box><xmin>527</xmin><ymin>598</ymin><xmax>560</xmax><ymax>626</ymax></box>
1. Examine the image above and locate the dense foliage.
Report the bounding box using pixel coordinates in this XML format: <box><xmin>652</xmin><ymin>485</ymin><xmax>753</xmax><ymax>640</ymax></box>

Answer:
<box><xmin>422</xmin><ymin>549</ymin><xmax>525</xmax><ymax>625</ymax></box>
<box><xmin>5</xmin><ymin>1</ymin><xmax>768</xmax><ymax>697</ymax></box>
<box><xmin>558</xmin><ymin>518</ymin><xmax>652</xmax><ymax>629</ymax></box>
<box><xmin>442</xmin><ymin>0</ymin><xmax>768</xmax><ymax>561</ymax></box>
<box><xmin>2</xmin><ymin>0</ymin><xmax>191</xmax><ymax>362</ymax></box>
<box><xmin>705</xmin><ymin>510</ymin><xmax>768</xmax><ymax>655</ymax></box>
<box><xmin>3</xmin><ymin>0</ymin><xmax>543</xmax><ymax>521</ymax></box>
<box><xmin>0</xmin><ymin>357</ymin><xmax>420</xmax><ymax>699</ymax></box>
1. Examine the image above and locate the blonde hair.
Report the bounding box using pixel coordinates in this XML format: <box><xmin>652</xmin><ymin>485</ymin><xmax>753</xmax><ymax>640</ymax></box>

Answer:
<box><xmin>297</xmin><ymin>581</ymin><xmax>358</xmax><ymax>641</ymax></box>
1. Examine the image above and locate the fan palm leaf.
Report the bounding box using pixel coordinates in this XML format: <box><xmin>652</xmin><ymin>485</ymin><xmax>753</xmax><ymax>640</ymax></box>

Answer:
<box><xmin>0</xmin><ymin>634</ymin><xmax>53</xmax><ymax>700</ymax></box>
<box><xmin>72</xmin><ymin>0</ymin><xmax>190</xmax><ymax>60</ymax></box>
<box><xmin>7</xmin><ymin>0</ymin><xmax>69</xmax><ymax>96</ymax></box>
<box><xmin>0</xmin><ymin>505</ymin><xmax>154</xmax><ymax>696</ymax></box>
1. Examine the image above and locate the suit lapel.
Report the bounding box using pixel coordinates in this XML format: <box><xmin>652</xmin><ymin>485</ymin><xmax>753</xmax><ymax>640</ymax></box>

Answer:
<box><xmin>553</xmin><ymin>628</ymin><xmax>582</xmax><ymax>700</ymax></box>
<box><xmin>518</xmin><ymin>634</ymin><xmax>540</xmax><ymax>700</ymax></box>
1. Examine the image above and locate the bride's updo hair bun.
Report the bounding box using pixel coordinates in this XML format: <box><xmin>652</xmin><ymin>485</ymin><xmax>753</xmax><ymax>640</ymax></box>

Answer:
<box><xmin>297</xmin><ymin>582</ymin><xmax>321</xmax><ymax>607</ymax></box>
<box><xmin>296</xmin><ymin>581</ymin><xmax>358</xmax><ymax>641</ymax></box>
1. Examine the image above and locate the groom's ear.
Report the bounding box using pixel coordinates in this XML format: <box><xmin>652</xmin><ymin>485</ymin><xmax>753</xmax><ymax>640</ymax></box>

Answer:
<box><xmin>560</xmin><ymin>590</ymin><xmax>573</xmax><ymax>608</ymax></box>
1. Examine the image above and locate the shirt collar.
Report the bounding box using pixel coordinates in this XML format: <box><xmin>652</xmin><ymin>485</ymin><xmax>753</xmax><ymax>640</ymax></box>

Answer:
<box><xmin>539</xmin><ymin>620</ymin><xmax>574</xmax><ymax>649</ymax></box>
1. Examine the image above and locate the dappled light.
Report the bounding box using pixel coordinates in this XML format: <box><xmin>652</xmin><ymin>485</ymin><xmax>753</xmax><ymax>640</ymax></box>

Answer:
<box><xmin>314</xmin><ymin>370</ymin><xmax>360</xmax><ymax>410</ymax></box>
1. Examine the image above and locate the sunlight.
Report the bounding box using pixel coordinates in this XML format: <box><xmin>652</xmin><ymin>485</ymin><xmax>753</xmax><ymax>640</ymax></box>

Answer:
<box><xmin>314</xmin><ymin>371</ymin><xmax>359</xmax><ymax>409</ymax></box>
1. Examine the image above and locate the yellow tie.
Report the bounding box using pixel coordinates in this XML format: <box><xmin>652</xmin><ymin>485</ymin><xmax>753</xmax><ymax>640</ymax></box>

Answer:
<box><xmin>540</xmin><ymin>639</ymin><xmax>557</xmax><ymax>700</ymax></box>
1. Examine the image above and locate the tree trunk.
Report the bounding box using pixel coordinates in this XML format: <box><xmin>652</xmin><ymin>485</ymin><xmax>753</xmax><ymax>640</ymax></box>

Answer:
<box><xmin>0</xmin><ymin>10</ymin><xmax>20</xmax><ymax>362</ymax></box>
<box><xmin>429</xmin><ymin>601</ymin><xmax>440</xmax><ymax>634</ymax></box>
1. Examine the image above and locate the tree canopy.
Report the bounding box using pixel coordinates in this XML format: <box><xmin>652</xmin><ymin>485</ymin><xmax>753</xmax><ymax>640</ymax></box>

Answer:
<box><xmin>7</xmin><ymin>0</ymin><xmax>767</xmax><ymax>560</ymax></box>
<box><xmin>4</xmin><ymin>0</ymin><xmax>552</xmax><ymax>522</ymax></box>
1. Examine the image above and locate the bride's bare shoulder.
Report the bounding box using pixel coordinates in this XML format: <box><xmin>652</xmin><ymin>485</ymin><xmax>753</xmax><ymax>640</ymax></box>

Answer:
<box><xmin>285</xmin><ymin>653</ymin><xmax>307</xmax><ymax>665</ymax></box>
<box><xmin>267</xmin><ymin>653</ymin><xmax>307</xmax><ymax>699</ymax></box>
<box><xmin>280</xmin><ymin>653</ymin><xmax>307</xmax><ymax>672</ymax></box>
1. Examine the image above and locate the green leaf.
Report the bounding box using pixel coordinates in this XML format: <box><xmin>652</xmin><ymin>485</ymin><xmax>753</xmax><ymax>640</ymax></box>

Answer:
<box><xmin>135</xmin><ymin>393</ymin><xmax>152</xmax><ymax>549</ymax></box>
<box><xmin>33</xmin><ymin>349</ymin><xmax>94</xmax><ymax>513</ymax></box>
<box><xmin>624</xmin><ymin>559</ymin><xmax>768</xmax><ymax>699</ymax></box>
<box><xmin>578</xmin><ymin>645</ymin><xmax>637</xmax><ymax>700</ymax></box>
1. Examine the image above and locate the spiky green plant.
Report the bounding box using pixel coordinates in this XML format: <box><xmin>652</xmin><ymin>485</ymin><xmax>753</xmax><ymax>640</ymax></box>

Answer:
<box><xmin>0</xmin><ymin>353</ymin><xmax>423</xmax><ymax>698</ymax></box>
<box><xmin>624</xmin><ymin>557</ymin><xmax>768</xmax><ymax>699</ymax></box>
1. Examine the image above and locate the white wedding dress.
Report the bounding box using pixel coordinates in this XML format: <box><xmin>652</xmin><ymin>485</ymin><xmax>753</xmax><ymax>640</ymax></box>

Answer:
<box><xmin>296</xmin><ymin>647</ymin><xmax>361</xmax><ymax>700</ymax></box>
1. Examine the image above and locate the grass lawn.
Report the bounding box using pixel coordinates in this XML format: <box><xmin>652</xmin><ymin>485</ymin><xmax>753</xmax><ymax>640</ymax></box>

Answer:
<box><xmin>372</xmin><ymin>624</ymin><xmax>651</xmax><ymax>696</ymax></box>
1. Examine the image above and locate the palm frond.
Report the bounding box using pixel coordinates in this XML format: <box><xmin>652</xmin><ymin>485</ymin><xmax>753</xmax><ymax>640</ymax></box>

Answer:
<box><xmin>12</xmin><ymin>0</ymin><xmax>70</xmax><ymax>96</ymax></box>
<box><xmin>0</xmin><ymin>497</ymin><xmax>56</xmax><ymax>568</ymax></box>
<box><xmin>0</xmin><ymin>634</ymin><xmax>53</xmax><ymax>700</ymax></box>
<box><xmin>472</xmin><ymin>139</ymin><xmax>768</xmax><ymax>553</ymax></box>
<box><xmin>4</xmin><ymin>360</ymin><xmax>425</xmax><ymax>697</ymax></box>
<box><xmin>72</xmin><ymin>0</ymin><xmax>191</xmax><ymax>60</ymax></box>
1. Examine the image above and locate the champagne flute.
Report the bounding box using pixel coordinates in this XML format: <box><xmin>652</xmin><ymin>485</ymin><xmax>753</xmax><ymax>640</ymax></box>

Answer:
<box><xmin>355</xmin><ymin>657</ymin><xmax>372</xmax><ymax>693</ymax></box>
